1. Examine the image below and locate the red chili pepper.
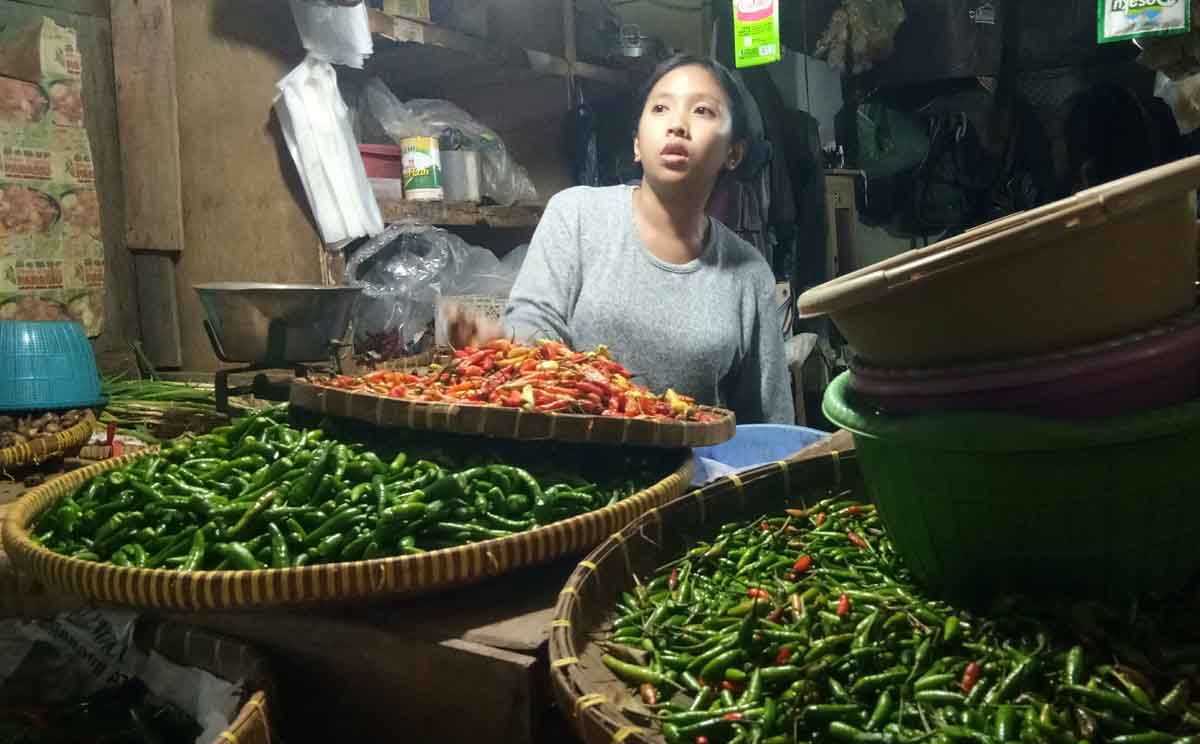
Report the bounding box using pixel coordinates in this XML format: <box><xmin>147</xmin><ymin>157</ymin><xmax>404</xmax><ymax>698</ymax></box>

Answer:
<box><xmin>961</xmin><ymin>661</ymin><xmax>982</xmax><ymax>694</ymax></box>
<box><xmin>668</xmin><ymin>568</ymin><xmax>679</xmax><ymax>591</ymax></box>
<box><xmin>105</xmin><ymin>423</ymin><xmax>116</xmax><ymax>445</ymax></box>
<box><xmin>837</xmin><ymin>593</ymin><xmax>852</xmax><ymax>617</ymax></box>
<box><xmin>792</xmin><ymin>555</ymin><xmax>813</xmax><ymax>575</ymax></box>
<box><xmin>721</xmin><ymin>680</ymin><xmax>744</xmax><ymax>694</ymax></box>
<box><xmin>639</xmin><ymin>682</ymin><xmax>659</xmax><ymax>706</ymax></box>
<box><xmin>747</xmin><ymin>588</ymin><xmax>771</xmax><ymax>601</ymax></box>
<box><xmin>696</xmin><ymin>738</ymin><xmax>710</xmax><ymax>744</ymax></box>
<box><xmin>814</xmin><ymin>512</ymin><xmax>827</xmax><ymax>527</ymax></box>
<box><xmin>847</xmin><ymin>531</ymin><xmax>870</xmax><ymax>550</ymax></box>
<box><xmin>847</xmin><ymin>504</ymin><xmax>862</xmax><ymax>515</ymax></box>
<box><xmin>766</xmin><ymin>608</ymin><xmax>784</xmax><ymax>623</ymax></box>
<box><xmin>723</xmin><ymin>712</ymin><xmax>744</xmax><ymax>721</ymax></box>
<box><xmin>760</xmin><ymin>521</ymin><xmax>771</xmax><ymax>532</ymax></box>
<box><xmin>574</xmin><ymin>380</ymin><xmax>608</xmax><ymax>399</ymax></box>
<box><xmin>774</xmin><ymin>646</ymin><xmax>793</xmax><ymax>666</ymax></box>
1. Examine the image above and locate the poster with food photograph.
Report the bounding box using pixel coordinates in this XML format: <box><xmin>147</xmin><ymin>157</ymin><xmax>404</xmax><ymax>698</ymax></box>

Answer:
<box><xmin>0</xmin><ymin>17</ymin><xmax>103</xmax><ymax>336</ymax></box>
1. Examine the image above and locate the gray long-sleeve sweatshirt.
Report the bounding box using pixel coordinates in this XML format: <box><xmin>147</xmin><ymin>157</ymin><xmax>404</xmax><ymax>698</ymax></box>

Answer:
<box><xmin>504</xmin><ymin>185</ymin><xmax>795</xmax><ymax>425</ymax></box>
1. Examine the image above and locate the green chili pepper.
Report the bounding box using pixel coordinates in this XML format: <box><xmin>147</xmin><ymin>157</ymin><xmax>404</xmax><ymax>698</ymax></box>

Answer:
<box><xmin>212</xmin><ymin>542</ymin><xmax>263</xmax><ymax>570</ymax></box>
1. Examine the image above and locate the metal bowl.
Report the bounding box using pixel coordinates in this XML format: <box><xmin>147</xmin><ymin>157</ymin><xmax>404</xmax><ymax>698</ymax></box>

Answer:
<box><xmin>194</xmin><ymin>282</ymin><xmax>361</xmax><ymax>364</ymax></box>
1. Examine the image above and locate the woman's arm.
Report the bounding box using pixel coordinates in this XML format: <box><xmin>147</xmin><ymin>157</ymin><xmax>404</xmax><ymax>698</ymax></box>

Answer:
<box><xmin>504</xmin><ymin>192</ymin><xmax>583</xmax><ymax>344</ymax></box>
<box><xmin>729</xmin><ymin>278</ymin><xmax>796</xmax><ymax>425</ymax></box>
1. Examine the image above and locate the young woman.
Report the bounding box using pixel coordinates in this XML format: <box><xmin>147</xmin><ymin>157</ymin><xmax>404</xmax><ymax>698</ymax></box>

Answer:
<box><xmin>449</xmin><ymin>54</ymin><xmax>794</xmax><ymax>424</ymax></box>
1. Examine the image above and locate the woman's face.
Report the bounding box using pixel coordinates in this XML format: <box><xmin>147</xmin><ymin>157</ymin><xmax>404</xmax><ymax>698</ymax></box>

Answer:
<box><xmin>634</xmin><ymin>64</ymin><xmax>744</xmax><ymax>191</ymax></box>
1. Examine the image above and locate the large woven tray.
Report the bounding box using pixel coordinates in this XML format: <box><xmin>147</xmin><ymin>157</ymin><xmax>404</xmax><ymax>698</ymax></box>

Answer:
<box><xmin>0</xmin><ymin>411</ymin><xmax>95</xmax><ymax>473</ymax></box>
<box><xmin>548</xmin><ymin>435</ymin><xmax>860</xmax><ymax>744</ymax></box>
<box><xmin>290</xmin><ymin>379</ymin><xmax>736</xmax><ymax>448</ymax></box>
<box><xmin>2</xmin><ymin>448</ymin><xmax>694</xmax><ymax>611</ymax></box>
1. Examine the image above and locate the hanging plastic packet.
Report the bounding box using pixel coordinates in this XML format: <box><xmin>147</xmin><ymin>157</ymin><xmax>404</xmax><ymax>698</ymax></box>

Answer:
<box><xmin>1099</xmin><ymin>0</ymin><xmax>1191</xmax><ymax>44</ymax></box>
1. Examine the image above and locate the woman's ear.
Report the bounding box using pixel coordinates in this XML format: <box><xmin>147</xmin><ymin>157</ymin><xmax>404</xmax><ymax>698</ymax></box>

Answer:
<box><xmin>633</xmin><ymin>135</ymin><xmax>642</xmax><ymax>164</ymax></box>
<box><xmin>727</xmin><ymin>141</ymin><xmax>747</xmax><ymax>171</ymax></box>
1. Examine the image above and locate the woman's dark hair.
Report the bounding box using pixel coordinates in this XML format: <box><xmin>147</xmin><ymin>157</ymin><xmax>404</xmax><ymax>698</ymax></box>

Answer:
<box><xmin>633</xmin><ymin>53</ymin><xmax>771</xmax><ymax>183</ymax></box>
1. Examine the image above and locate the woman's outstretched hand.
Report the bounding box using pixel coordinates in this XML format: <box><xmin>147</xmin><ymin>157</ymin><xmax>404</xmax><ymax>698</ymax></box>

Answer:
<box><xmin>444</xmin><ymin>303</ymin><xmax>505</xmax><ymax>349</ymax></box>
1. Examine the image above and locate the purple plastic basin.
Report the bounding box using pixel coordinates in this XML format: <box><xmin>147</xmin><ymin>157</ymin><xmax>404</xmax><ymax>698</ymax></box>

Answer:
<box><xmin>848</xmin><ymin>310</ymin><xmax>1200</xmax><ymax>418</ymax></box>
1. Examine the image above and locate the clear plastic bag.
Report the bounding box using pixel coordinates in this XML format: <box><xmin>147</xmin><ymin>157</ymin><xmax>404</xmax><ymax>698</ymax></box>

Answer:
<box><xmin>1155</xmin><ymin>71</ymin><xmax>1200</xmax><ymax>135</ymax></box>
<box><xmin>359</xmin><ymin>79</ymin><xmax>537</xmax><ymax>205</ymax></box>
<box><xmin>346</xmin><ymin>223</ymin><xmax>516</xmax><ymax>357</ymax></box>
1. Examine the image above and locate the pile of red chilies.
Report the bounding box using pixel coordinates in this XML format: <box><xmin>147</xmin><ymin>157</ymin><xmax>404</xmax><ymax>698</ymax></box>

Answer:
<box><xmin>315</xmin><ymin>339</ymin><xmax>718</xmax><ymax>422</ymax></box>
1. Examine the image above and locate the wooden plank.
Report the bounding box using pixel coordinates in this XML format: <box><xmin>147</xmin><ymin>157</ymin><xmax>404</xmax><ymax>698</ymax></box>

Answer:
<box><xmin>171</xmin><ymin>608</ymin><xmax>544</xmax><ymax>744</ymax></box>
<box><xmin>111</xmin><ymin>0</ymin><xmax>184</xmax><ymax>254</ymax></box>
<box><xmin>170</xmin><ymin>0</ymin><xmax>323</xmax><ymax>370</ymax></box>
<box><xmin>369</xmin><ymin>7</ymin><xmax>630</xmax><ymax>89</ymax></box>
<box><xmin>131</xmin><ymin>251</ymin><xmax>182</xmax><ymax>367</ymax></box>
<box><xmin>378</xmin><ymin>200</ymin><xmax>543</xmax><ymax>228</ymax></box>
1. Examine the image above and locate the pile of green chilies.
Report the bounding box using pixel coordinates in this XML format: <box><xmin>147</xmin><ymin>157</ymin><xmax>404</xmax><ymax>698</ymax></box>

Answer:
<box><xmin>32</xmin><ymin>409</ymin><xmax>666</xmax><ymax>570</ymax></box>
<box><xmin>0</xmin><ymin>680</ymin><xmax>201</xmax><ymax>743</ymax></box>
<box><xmin>604</xmin><ymin>497</ymin><xmax>1200</xmax><ymax>744</ymax></box>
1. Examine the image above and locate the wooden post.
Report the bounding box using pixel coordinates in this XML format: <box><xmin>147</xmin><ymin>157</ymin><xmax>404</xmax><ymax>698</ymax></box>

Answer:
<box><xmin>111</xmin><ymin>0</ymin><xmax>185</xmax><ymax>367</ymax></box>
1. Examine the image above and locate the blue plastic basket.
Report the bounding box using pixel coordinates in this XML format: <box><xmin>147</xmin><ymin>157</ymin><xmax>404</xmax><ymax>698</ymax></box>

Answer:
<box><xmin>0</xmin><ymin>320</ymin><xmax>104</xmax><ymax>412</ymax></box>
<box><xmin>693</xmin><ymin>424</ymin><xmax>829</xmax><ymax>471</ymax></box>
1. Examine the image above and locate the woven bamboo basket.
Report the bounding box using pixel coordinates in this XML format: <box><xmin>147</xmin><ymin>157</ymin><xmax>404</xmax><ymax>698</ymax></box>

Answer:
<box><xmin>2</xmin><ymin>448</ymin><xmax>694</xmax><ymax>611</ymax></box>
<box><xmin>0</xmin><ymin>411</ymin><xmax>95</xmax><ymax>473</ymax></box>
<box><xmin>290</xmin><ymin>379</ymin><xmax>736</xmax><ymax>448</ymax></box>
<box><xmin>548</xmin><ymin>443</ymin><xmax>862</xmax><ymax>744</ymax></box>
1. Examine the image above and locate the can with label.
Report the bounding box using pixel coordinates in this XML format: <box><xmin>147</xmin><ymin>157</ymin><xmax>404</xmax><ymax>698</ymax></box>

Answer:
<box><xmin>400</xmin><ymin>136</ymin><xmax>444</xmax><ymax>201</ymax></box>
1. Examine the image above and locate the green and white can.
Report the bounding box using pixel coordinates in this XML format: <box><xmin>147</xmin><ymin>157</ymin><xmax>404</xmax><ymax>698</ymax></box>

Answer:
<box><xmin>400</xmin><ymin>136</ymin><xmax>444</xmax><ymax>201</ymax></box>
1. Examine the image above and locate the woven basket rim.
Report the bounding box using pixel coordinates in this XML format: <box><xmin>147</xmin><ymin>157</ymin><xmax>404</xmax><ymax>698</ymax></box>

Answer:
<box><xmin>0</xmin><ymin>411</ymin><xmax>95</xmax><ymax>471</ymax></box>
<box><xmin>3</xmin><ymin>447</ymin><xmax>694</xmax><ymax>610</ymax></box>
<box><xmin>547</xmin><ymin>446</ymin><xmax>856</xmax><ymax>744</ymax></box>
<box><xmin>290</xmin><ymin>378</ymin><xmax>736</xmax><ymax>448</ymax></box>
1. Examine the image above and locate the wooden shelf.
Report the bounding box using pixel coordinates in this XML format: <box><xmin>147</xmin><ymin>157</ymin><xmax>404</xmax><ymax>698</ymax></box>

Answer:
<box><xmin>378</xmin><ymin>199</ymin><xmax>544</xmax><ymax>228</ymax></box>
<box><xmin>368</xmin><ymin>9</ymin><xmax>632</xmax><ymax>89</ymax></box>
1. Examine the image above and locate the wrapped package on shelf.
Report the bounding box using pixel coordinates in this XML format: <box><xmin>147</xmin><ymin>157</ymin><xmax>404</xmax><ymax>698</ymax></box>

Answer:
<box><xmin>274</xmin><ymin>56</ymin><xmax>383</xmax><ymax>246</ymax></box>
<box><xmin>0</xmin><ymin>17</ymin><xmax>104</xmax><ymax>337</ymax></box>
<box><xmin>287</xmin><ymin>0</ymin><xmax>373</xmax><ymax>69</ymax></box>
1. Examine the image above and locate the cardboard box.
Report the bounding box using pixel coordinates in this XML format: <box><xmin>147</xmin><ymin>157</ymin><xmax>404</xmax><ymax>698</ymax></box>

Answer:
<box><xmin>0</xmin><ymin>18</ymin><xmax>103</xmax><ymax>336</ymax></box>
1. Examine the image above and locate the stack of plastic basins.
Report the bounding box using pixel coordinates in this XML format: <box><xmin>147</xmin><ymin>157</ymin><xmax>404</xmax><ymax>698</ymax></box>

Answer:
<box><xmin>796</xmin><ymin>155</ymin><xmax>1200</xmax><ymax>600</ymax></box>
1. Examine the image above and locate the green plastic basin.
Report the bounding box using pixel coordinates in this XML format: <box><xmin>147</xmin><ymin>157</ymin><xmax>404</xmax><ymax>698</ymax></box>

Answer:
<box><xmin>822</xmin><ymin>372</ymin><xmax>1200</xmax><ymax>599</ymax></box>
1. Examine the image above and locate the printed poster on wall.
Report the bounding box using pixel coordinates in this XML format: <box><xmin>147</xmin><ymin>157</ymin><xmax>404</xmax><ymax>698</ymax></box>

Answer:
<box><xmin>733</xmin><ymin>0</ymin><xmax>781</xmax><ymax>68</ymax></box>
<box><xmin>0</xmin><ymin>17</ymin><xmax>104</xmax><ymax>336</ymax></box>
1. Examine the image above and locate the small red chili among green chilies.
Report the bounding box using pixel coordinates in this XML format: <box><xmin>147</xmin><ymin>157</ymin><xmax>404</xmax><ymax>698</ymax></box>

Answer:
<box><xmin>847</xmin><ymin>530</ymin><xmax>870</xmax><ymax>549</ymax></box>
<box><xmin>837</xmin><ymin>594</ymin><xmax>852</xmax><ymax>617</ymax></box>
<box><xmin>774</xmin><ymin>646</ymin><xmax>794</xmax><ymax>666</ymax></box>
<box><xmin>722</xmin><ymin>680</ymin><xmax>743</xmax><ymax>694</ymax></box>
<box><xmin>723</xmin><ymin>712</ymin><xmax>744</xmax><ymax>722</ymax></box>
<box><xmin>759</xmin><ymin>521</ymin><xmax>771</xmax><ymax>531</ymax></box>
<box><xmin>961</xmin><ymin>661</ymin><xmax>982</xmax><ymax>694</ymax></box>
<box><xmin>814</xmin><ymin>512</ymin><xmax>827</xmax><ymax>527</ymax></box>
<box><xmin>640</xmin><ymin>682</ymin><xmax>659</xmax><ymax>706</ymax></box>
<box><xmin>669</xmin><ymin>567</ymin><xmax>679</xmax><ymax>591</ymax></box>
<box><xmin>747</xmin><ymin>587</ymin><xmax>771</xmax><ymax>601</ymax></box>
<box><xmin>792</xmin><ymin>555</ymin><xmax>813</xmax><ymax>575</ymax></box>
<box><xmin>696</xmin><ymin>738</ymin><xmax>710</xmax><ymax>744</ymax></box>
